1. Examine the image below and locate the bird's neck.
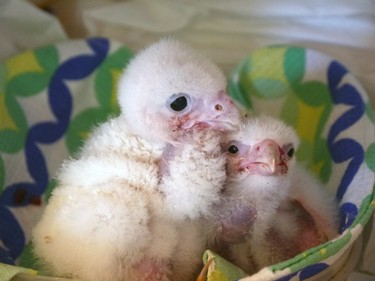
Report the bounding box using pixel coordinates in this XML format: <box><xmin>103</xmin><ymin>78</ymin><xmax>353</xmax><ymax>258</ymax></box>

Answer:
<box><xmin>227</xmin><ymin>175</ymin><xmax>290</xmax><ymax>211</ymax></box>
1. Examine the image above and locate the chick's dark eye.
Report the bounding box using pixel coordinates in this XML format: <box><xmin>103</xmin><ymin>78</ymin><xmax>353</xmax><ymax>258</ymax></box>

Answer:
<box><xmin>228</xmin><ymin>145</ymin><xmax>239</xmax><ymax>154</ymax></box>
<box><xmin>170</xmin><ymin>96</ymin><xmax>188</xmax><ymax>112</ymax></box>
<box><xmin>287</xmin><ymin>147</ymin><xmax>295</xmax><ymax>158</ymax></box>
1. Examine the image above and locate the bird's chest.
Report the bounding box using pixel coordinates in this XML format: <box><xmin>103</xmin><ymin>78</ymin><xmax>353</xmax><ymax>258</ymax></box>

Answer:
<box><xmin>217</xmin><ymin>198</ymin><xmax>258</xmax><ymax>244</ymax></box>
<box><xmin>116</xmin><ymin>151</ymin><xmax>161</xmax><ymax>194</ymax></box>
<box><xmin>224</xmin><ymin>196</ymin><xmax>259</xmax><ymax>223</ymax></box>
<box><xmin>232</xmin><ymin>200</ymin><xmax>258</xmax><ymax>227</ymax></box>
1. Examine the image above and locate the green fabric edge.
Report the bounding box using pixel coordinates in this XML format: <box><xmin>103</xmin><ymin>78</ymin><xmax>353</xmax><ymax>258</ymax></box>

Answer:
<box><xmin>0</xmin><ymin>263</ymin><xmax>37</xmax><ymax>281</ymax></box>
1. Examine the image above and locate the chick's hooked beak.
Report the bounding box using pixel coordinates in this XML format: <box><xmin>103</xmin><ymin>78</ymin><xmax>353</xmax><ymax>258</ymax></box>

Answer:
<box><xmin>238</xmin><ymin>139</ymin><xmax>288</xmax><ymax>176</ymax></box>
<box><xmin>183</xmin><ymin>91</ymin><xmax>241</xmax><ymax>132</ymax></box>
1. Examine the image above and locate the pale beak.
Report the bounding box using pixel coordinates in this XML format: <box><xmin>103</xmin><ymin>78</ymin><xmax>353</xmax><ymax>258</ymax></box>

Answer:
<box><xmin>239</xmin><ymin>139</ymin><xmax>283</xmax><ymax>176</ymax></box>
<box><xmin>184</xmin><ymin>91</ymin><xmax>241</xmax><ymax>132</ymax></box>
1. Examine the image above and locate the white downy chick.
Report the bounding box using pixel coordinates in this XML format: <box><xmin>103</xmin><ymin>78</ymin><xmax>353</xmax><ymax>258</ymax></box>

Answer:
<box><xmin>208</xmin><ymin>115</ymin><xmax>339</xmax><ymax>274</ymax></box>
<box><xmin>32</xmin><ymin>38</ymin><xmax>241</xmax><ymax>281</ymax></box>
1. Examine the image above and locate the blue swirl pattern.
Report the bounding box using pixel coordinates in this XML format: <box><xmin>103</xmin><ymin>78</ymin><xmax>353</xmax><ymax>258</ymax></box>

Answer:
<box><xmin>0</xmin><ymin>38</ymin><xmax>109</xmax><ymax>264</ymax></box>
<box><xmin>327</xmin><ymin>61</ymin><xmax>364</xmax><ymax>232</ymax></box>
<box><xmin>327</xmin><ymin>61</ymin><xmax>365</xmax><ymax>200</ymax></box>
<box><xmin>276</xmin><ymin>263</ymin><xmax>329</xmax><ymax>281</ymax></box>
<box><xmin>339</xmin><ymin>202</ymin><xmax>358</xmax><ymax>234</ymax></box>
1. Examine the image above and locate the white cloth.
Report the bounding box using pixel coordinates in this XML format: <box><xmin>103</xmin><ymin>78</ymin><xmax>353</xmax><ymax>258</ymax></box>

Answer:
<box><xmin>82</xmin><ymin>0</ymin><xmax>375</xmax><ymax>109</ymax></box>
<box><xmin>0</xmin><ymin>0</ymin><xmax>67</xmax><ymax>61</ymax></box>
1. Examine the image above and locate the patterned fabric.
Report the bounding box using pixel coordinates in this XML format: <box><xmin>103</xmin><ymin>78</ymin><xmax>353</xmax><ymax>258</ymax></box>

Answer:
<box><xmin>0</xmin><ymin>38</ymin><xmax>133</xmax><ymax>271</ymax></box>
<box><xmin>0</xmin><ymin>40</ymin><xmax>374</xmax><ymax>281</ymax></box>
<box><xmin>0</xmin><ymin>263</ymin><xmax>37</xmax><ymax>281</ymax></box>
<box><xmin>203</xmin><ymin>46</ymin><xmax>375</xmax><ymax>280</ymax></box>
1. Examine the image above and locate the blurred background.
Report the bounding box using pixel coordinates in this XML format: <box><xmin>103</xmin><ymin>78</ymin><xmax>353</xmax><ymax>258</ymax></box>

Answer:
<box><xmin>1</xmin><ymin>0</ymin><xmax>375</xmax><ymax>108</ymax></box>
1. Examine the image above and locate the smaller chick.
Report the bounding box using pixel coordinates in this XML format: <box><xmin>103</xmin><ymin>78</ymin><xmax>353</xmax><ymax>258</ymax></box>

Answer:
<box><xmin>208</xmin><ymin>115</ymin><xmax>339</xmax><ymax>274</ymax></box>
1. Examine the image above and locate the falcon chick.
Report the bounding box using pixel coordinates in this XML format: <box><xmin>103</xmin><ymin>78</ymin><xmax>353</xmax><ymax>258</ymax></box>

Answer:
<box><xmin>208</xmin><ymin>115</ymin><xmax>339</xmax><ymax>274</ymax></box>
<box><xmin>32</xmin><ymin>38</ymin><xmax>241</xmax><ymax>281</ymax></box>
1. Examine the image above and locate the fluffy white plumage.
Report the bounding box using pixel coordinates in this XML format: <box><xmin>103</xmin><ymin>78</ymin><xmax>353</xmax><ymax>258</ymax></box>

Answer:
<box><xmin>208</xmin><ymin>115</ymin><xmax>339</xmax><ymax>274</ymax></box>
<box><xmin>32</xmin><ymin>38</ymin><xmax>241</xmax><ymax>281</ymax></box>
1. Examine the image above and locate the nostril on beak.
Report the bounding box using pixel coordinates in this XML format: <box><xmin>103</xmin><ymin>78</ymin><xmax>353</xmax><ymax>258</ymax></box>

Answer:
<box><xmin>215</xmin><ymin>104</ymin><xmax>223</xmax><ymax>111</ymax></box>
